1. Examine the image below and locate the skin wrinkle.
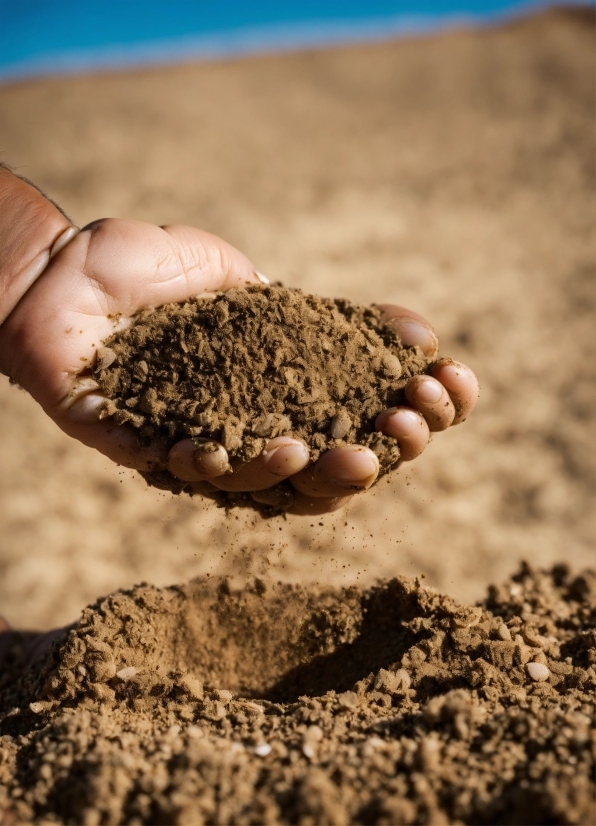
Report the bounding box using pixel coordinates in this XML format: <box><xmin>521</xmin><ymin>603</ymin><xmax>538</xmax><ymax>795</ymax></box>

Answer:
<box><xmin>159</xmin><ymin>228</ymin><xmax>218</xmax><ymax>293</ymax></box>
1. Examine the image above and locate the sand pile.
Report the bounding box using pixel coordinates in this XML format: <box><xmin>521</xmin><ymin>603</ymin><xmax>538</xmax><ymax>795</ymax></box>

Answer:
<box><xmin>1</xmin><ymin>563</ymin><xmax>594</xmax><ymax>824</ymax></box>
<box><xmin>93</xmin><ymin>286</ymin><xmax>430</xmax><ymax>506</ymax></box>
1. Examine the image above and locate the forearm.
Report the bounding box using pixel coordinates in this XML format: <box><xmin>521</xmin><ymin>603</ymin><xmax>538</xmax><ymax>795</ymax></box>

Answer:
<box><xmin>0</xmin><ymin>164</ymin><xmax>77</xmax><ymax>325</ymax></box>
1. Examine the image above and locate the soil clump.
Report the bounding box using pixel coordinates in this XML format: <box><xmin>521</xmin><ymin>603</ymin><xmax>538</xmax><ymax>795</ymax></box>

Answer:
<box><xmin>93</xmin><ymin>286</ymin><xmax>430</xmax><ymax>509</ymax></box>
<box><xmin>1</xmin><ymin>563</ymin><xmax>594</xmax><ymax>824</ymax></box>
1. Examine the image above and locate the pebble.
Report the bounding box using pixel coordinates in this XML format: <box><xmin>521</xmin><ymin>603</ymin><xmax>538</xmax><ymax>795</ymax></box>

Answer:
<box><xmin>374</xmin><ymin>667</ymin><xmax>411</xmax><ymax>694</ymax></box>
<box><xmin>330</xmin><ymin>409</ymin><xmax>352</xmax><ymax>439</ymax></box>
<box><xmin>497</xmin><ymin>624</ymin><xmax>512</xmax><ymax>641</ymax></box>
<box><xmin>116</xmin><ymin>666</ymin><xmax>138</xmax><ymax>681</ymax></box>
<box><xmin>526</xmin><ymin>662</ymin><xmax>550</xmax><ymax>682</ymax></box>
<box><xmin>254</xmin><ymin>743</ymin><xmax>272</xmax><ymax>757</ymax></box>
<box><xmin>381</xmin><ymin>354</ymin><xmax>403</xmax><ymax>378</ymax></box>
<box><xmin>337</xmin><ymin>691</ymin><xmax>359</xmax><ymax>709</ymax></box>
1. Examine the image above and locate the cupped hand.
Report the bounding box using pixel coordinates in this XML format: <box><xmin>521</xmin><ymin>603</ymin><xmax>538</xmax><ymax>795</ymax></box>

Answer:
<box><xmin>0</xmin><ymin>219</ymin><xmax>479</xmax><ymax>515</ymax></box>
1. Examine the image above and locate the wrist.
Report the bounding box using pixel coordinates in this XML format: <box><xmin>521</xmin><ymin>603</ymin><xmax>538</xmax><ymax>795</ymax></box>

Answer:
<box><xmin>0</xmin><ymin>166</ymin><xmax>77</xmax><ymax>325</ymax></box>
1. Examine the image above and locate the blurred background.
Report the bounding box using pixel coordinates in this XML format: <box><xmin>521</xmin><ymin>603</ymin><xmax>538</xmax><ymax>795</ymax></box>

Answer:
<box><xmin>0</xmin><ymin>1</ymin><xmax>583</xmax><ymax>81</ymax></box>
<box><xmin>0</xmin><ymin>2</ymin><xmax>594</xmax><ymax>629</ymax></box>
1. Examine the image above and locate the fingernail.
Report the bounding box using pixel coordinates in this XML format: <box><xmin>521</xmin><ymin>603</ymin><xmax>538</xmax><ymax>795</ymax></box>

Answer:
<box><xmin>67</xmin><ymin>393</ymin><xmax>105</xmax><ymax>423</ymax></box>
<box><xmin>330</xmin><ymin>450</ymin><xmax>379</xmax><ymax>486</ymax></box>
<box><xmin>376</xmin><ymin>407</ymin><xmax>420</xmax><ymax>437</ymax></box>
<box><xmin>263</xmin><ymin>442</ymin><xmax>309</xmax><ymax>476</ymax></box>
<box><xmin>254</xmin><ymin>271</ymin><xmax>270</xmax><ymax>284</ymax></box>
<box><xmin>413</xmin><ymin>377</ymin><xmax>443</xmax><ymax>404</ymax></box>
<box><xmin>392</xmin><ymin>318</ymin><xmax>438</xmax><ymax>357</ymax></box>
<box><xmin>49</xmin><ymin>226</ymin><xmax>79</xmax><ymax>260</ymax></box>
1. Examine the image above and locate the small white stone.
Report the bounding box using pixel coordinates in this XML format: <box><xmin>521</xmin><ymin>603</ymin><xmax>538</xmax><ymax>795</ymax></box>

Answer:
<box><xmin>304</xmin><ymin>725</ymin><xmax>324</xmax><ymax>743</ymax></box>
<box><xmin>116</xmin><ymin>666</ymin><xmax>138</xmax><ymax>681</ymax></box>
<box><xmin>526</xmin><ymin>662</ymin><xmax>550</xmax><ymax>682</ymax></box>
<box><xmin>497</xmin><ymin>624</ymin><xmax>512</xmax><ymax>641</ymax></box>
<box><xmin>254</xmin><ymin>743</ymin><xmax>272</xmax><ymax>757</ymax></box>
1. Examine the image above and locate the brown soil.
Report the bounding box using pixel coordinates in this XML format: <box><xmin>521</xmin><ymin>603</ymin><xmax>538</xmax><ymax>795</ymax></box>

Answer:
<box><xmin>94</xmin><ymin>286</ymin><xmax>429</xmax><ymax>507</ymax></box>
<box><xmin>0</xmin><ymin>10</ymin><xmax>594</xmax><ymax>824</ymax></box>
<box><xmin>1</xmin><ymin>564</ymin><xmax>594</xmax><ymax>824</ymax></box>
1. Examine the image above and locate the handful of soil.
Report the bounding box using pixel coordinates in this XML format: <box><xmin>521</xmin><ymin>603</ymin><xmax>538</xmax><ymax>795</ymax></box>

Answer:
<box><xmin>93</xmin><ymin>285</ymin><xmax>431</xmax><ymax>507</ymax></box>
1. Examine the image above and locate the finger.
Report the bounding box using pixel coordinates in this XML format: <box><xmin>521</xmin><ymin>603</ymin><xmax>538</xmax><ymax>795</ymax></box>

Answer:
<box><xmin>290</xmin><ymin>445</ymin><xmax>379</xmax><ymax>498</ymax></box>
<box><xmin>57</xmin><ymin>384</ymin><xmax>167</xmax><ymax>470</ymax></box>
<box><xmin>167</xmin><ymin>439</ymin><xmax>229</xmax><ymax>481</ymax></box>
<box><xmin>287</xmin><ymin>491</ymin><xmax>352</xmax><ymax>516</ymax></box>
<box><xmin>77</xmin><ymin>219</ymin><xmax>264</xmax><ymax>313</ymax></box>
<box><xmin>60</xmin><ymin>416</ymin><xmax>167</xmax><ymax>471</ymax></box>
<box><xmin>375</xmin><ymin>407</ymin><xmax>430</xmax><ymax>462</ymax></box>
<box><xmin>210</xmin><ymin>437</ymin><xmax>309</xmax><ymax>492</ymax></box>
<box><xmin>375</xmin><ymin>303</ymin><xmax>439</xmax><ymax>358</ymax></box>
<box><xmin>431</xmin><ymin>358</ymin><xmax>479</xmax><ymax>425</ymax></box>
<box><xmin>404</xmin><ymin>375</ymin><xmax>456</xmax><ymax>432</ymax></box>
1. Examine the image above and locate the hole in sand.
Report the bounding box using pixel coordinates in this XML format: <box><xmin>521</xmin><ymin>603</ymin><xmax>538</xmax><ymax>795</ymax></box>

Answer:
<box><xmin>139</xmin><ymin>578</ymin><xmax>423</xmax><ymax>703</ymax></box>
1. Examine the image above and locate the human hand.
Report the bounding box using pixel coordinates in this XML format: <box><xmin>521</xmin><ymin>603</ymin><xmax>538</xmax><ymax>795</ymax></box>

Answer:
<box><xmin>0</xmin><ymin>219</ymin><xmax>478</xmax><ymax>515</ymax></box>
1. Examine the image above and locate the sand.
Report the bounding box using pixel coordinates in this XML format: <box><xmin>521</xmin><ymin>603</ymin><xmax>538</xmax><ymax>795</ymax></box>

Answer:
<box><xmin>0</xmin><ymin>7</ymin><xmax>594</xmax><ymax>823</ymax></box>
<box><xmin>0</xmin><ymin>8</ymin><xmax>593</xmax><ymax>628</ymax></box>
<box><xmin>1</xmin><ymin>564</ymin><xmax>594</xmax><ymax>823</ymax></box>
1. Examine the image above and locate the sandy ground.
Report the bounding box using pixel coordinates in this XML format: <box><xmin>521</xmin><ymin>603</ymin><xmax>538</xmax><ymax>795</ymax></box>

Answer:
<box><xmin>0</xmin><ymin>7</ymin><xmax>594</xmax><ymax>631</ymax></box>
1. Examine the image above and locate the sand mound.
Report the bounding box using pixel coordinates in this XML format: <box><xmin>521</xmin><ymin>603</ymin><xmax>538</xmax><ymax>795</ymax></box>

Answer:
<box><xmin>1</xmin><ymin>564</ymin><xmax>594</xmax><ymax>824</ymax></box>
<box><xmin>93</xmin><ymin>286</ymin><xmax>430</xmax><ymax>508</ymax></box>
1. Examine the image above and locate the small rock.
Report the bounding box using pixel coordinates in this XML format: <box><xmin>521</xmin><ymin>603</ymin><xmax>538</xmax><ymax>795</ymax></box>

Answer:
<box><xmin>374</xmin><ymin>667</ymin><xmax>411</xmax><ymax>694</ymax></box>
<box><xmin>180</xmin><ymin>675</ymin><xmax>204</xmax><ymax>700</ymax></box>
<box><xmin>395</xmin><ymin>668</ymin><xmax>412</xmax><ymax>690</ymax></box>
<box><xmin>497</xmin><ymin>624</ymin><xmax>512</xmax><ymax>641</ymax></box>
<box><xmin>254</xmin><ymin>743</ymin><xmax>272</xmax><ymax>757</ymax></box>
<box><xmin>96</xmin><ymin>347</ymin><xmax>117</xmax><ymax>370</ymax></box>
<box><xmin>330</xmin><ymin>409</ymin><xmax>352</xmax><ymax>439</ymax></box>
<box><xmin>526</xmin><ymin>662</ymin><xmax>550</xmax><ymax>682</ymax></box>
<box><xmin>380</xmin><ymin>353</ymin><xmax>402</xmax><ymax>378</ymax></box>
<box><xmin>337</xmin><ymin>690</ymin><xmax>359</xmax><ymax>709</ymax></box>
<box><xmin>304</xmin><ymin>725</ymin><xmax>324</xmax><ymax>743</ymax></box>
<box><xmin>29</xmin><ymin>701</ymin><xmax>52</xmax><ymax>715</ymax></box>
<box><xmin>89</xmin><ymin>660</ymin><xmax>117</xmax><ymax>682</ymax></box>
<box><xmin>116</xmin><ymin>666</ymin><xmax>138</xmax><ymax>681</ymax></box>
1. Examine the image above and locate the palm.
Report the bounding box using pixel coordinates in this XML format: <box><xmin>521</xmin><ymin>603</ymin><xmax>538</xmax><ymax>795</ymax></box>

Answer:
<box><xmin>0</xmin><ymin>219</ymin><xmax>478</xmax><ymax>515</ymax></box>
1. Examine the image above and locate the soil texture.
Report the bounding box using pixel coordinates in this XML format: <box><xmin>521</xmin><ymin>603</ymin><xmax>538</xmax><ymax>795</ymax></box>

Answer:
<box><xmin>93</xmin><ymin>286</ymin><xmax>429</xmax><ymax>504</ymax></box>
<box><xmin>1</xmin><ymin>564</ymin><xmax>594</xmax><ymax>824</ymax></box>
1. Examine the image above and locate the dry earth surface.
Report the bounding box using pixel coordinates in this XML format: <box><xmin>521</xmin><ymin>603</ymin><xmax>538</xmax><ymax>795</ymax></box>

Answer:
<box><xmin>0</xmin><ymin>8</ymin><xmax>594</xmax><ymax>642</ymax></box>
